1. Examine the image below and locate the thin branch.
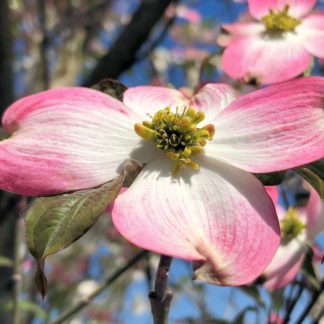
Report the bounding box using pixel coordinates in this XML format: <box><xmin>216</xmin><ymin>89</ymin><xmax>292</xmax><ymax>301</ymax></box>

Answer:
<box><xmin>0</xmin><ymin>0</ymin><xmax>14</xmax><ymax>111</ymax></box>
<box><xmin>47</xmin><ymin>0</ymin><xmax>112</xmax><ymax>40</ymax></box>
<box><xmin>149</xmin><ymin>255</ymin><xmax>173</xmax><ymax>324</ymax></box>
<box><xmin>12</xmin><ymin>217</ymin><xmax>22</xmax><ymax>324</ymax></box>
<box><xmin>314</xmin><ymin>305</ymin><xmax>324</xmax><ymax>323</ymax></box>
<box><xmin>38</xmin><ymin>0</ymin><xmax>50</xmax><ymax>89</ymax></box>
<box><xmin>135</xmin><ymin>4</ymin><xmax>178</xmax><ymax>63</ymax></box>
<box><xmin>144</xmin><ymin>252</ymin><xmax>153</xmax><ymax>290</ymax></box>
<box><xmin>83</xmin><ymin>0</ymin><xmax>178</xmax><ymax>86</ymax></box>
<box><xmin>50</xmin><ymin>250</ymin><xmax>148</xmax><ymax>324</ymax></box>
<box><xmin>295</xmin><ymin>279</ymin><xmax>324</xmax><ymax>324</ymax></box>
<box><xmin>283</xmin><ymin>280</ymin><xmax>304</xmax><ymax>324</ymax></box>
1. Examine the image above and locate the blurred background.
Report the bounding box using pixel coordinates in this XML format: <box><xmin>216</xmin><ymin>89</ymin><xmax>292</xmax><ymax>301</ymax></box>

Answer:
<box><xmin>0</xmin><ymin>0</ymin><xmax>323</xmax><ymax>323</ymax></box>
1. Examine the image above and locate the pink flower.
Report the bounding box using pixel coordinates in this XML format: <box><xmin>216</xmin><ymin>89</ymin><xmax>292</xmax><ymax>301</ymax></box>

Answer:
<box><xmin>220</xmin><ymin>0</ymin><xmax>324</xmax><ymax>84</ymax></box>
<box><xmin>1</xmin><ymin>77</ymin><xmax>324</xmax><ymax>285</ymax></box>
<box><xmin>262</xmin><ymin>185</ymin><xmax>324</xmax><ymax>291</ymax></box>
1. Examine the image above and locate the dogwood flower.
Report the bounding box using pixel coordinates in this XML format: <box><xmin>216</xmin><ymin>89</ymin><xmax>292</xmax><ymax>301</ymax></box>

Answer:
<box><xmin>220</xmin><ymin>0</ymin><xmax>324</xmax><ymax>84</ymax></box>
<box><xmin>262</xmin><ymin>185</ymin><xmax>324</xmax><ymax>290</ymax></box>
<box><xmin>1</xmin><ymin>77</ymin><xmax>323</xmax><ymax>285</ymax></box>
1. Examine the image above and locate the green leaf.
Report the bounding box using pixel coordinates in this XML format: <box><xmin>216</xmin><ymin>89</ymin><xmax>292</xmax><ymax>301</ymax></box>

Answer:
<box><xmin>25</xmin><ymin>159</ymin><xmax>142</xmax><ymax>297</ymax></box>
<box><xmin>92</xmin><ymin>79</ymin><xmax>127</xmax><ymax>101</ymax></box>
<box><xmin>295</xmin><ymin>159</ymin><xmax>324</xmax><ymax>200</ymax></box>
<box><xmin>254</xmin><ymin>171</ymin><xmax>286</xmax><ymax>186</ymax></box>
<box><xmin>35</xmin><ymin>260</ymin><xmax>47</xmax><ymax>299</ymax></box>
<box><xmin>0</xmin><ymin>255</ymin><xmax>13</xmax><ymax>268</ymax></box>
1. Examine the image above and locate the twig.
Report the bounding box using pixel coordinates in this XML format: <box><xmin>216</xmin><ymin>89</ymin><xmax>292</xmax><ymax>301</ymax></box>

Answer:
<box><xmin>149</xmin><ymin>255</ymin><xmax>173</xmax><ymax>324</ymax></box>
<box><xmin>50</xmin><ymin>250</ymin><xmax>148</xmax><ymax>324</ymax></box>
<box><xmin>144</xmin><ymin>252</ymin><xmax>153</xmax><ymax>290</ymax></box>
<box><xmin>283</xmin><ymin>280</ymin><xmax>304</xmax><ymax>324</ymax></box>
<box><xmin>295</xmin><ymin>279</ymin><xmax>324</xmax><ymax>324</ymax></box>
<box><xmin>135</xmin><ymin>3</ymin><xmax>178</xmax><ymax>63</ymax></box>
<box><xmin>314</xmin><ymin>305</ymin><xmax>324</xmax><ymax>323</ymax></box>
<box><xmin>38</xmin><ymin>0</ymin><xmax>50</xmax><ymax>89</ymax></box>
<box><xmin>12</xmin><ymin>217</ymin><xmax>22</xmax><ymax>324</ymax></box>
<box><xmin>83</xmin><ymin>0</ymin><xmax>178</xmax><ymax>86</ymax></box>
<box><xmin>0</xmin><ymin>0</ymin><xmax>14</xmax><ymax>111</ymax></box>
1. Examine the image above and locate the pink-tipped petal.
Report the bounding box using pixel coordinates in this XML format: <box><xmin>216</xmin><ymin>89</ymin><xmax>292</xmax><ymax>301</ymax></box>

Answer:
<box><xmin>305</xmin><ymin>186</ymin><xmax>324</xmax><ymax>238</ymax></box>
<box><xmin>0</xmin><ymin>87</ymin><xmax>143</xmax><ymax>196</ymax></box>
<box><xmin>219</xmin><ymin>22</ymin><xmax>265</xmax><ymax>46</ymax></box>
<box><xmin>112</xmin><ymin>157</ymin><xmax>280</xmax><ymax>286</ymax></box>
<box><xmin>190</xmin><ymin>84</ymin><xmax>238</xmax><ymax>123</ymax></box>
<box><xmin>248</xmin><ymin>0</ymin><xmax>317</xmax><ymax>19</ymax></box>
<box><xmin>298</xmin><ymin>13</ymin><xmax>324</xmax><ymax>59</ymax></box>
<box><xmin>265</xmin><ymin>186</ymin><xmax>279</xmax><ymax>204</ymax></box>
<box><xmin>206</xmin><ymin>77</ymin><xmax>324</xmax><ymax>173</ymax></box>
<box><xmin>263</xmin><ymin>235</ymin><xmax>306</xmax><ymax>290</ymax></box>
<box><xmin>222</xmin><ymin>21</ymin><xmax>265</xmax><ymax>37</ymax></box>
<box><xmin>123</xmin><ymin>86</ymin><xmax>189</xmax><ymax>118</ymax></box>
<box><xmin>221</xmin><ymin>34</ymin><xmax>312</xmax><ymax>84</ymax></box>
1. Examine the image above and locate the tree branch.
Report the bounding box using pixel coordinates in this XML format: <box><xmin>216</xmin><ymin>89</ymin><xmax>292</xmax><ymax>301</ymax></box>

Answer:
<box><xmin>83</xmin><ymin>0</ymin><xmax>178</xmax><ymax>86</ymax></box>
<box><xmin>12</xmin><ymin>217</ymin><xmax>23</xmax><ymax>324</ymax></box>
<box><xmin>38</xmin><ymin>0</ymin><xmax>50</xmax><ymax>89</ymax></box>
<box><xmin>149</xmin><ymin>255</ymin><xmax>173</xmax><ymax>324</ymax></box>
<box><xmin>0</xmin><ymin>0</ymin><xmax>14</xmax><ymax>111</ymax></box>
<box><xmin>296</xmin><ymin>279</ymin><xmax>324</xmax><ymax>324</ymax></box>
<box><xmin>283</xmin><ymin>280</ymin><xmax>304</xmax><ymax>324</ymax></box>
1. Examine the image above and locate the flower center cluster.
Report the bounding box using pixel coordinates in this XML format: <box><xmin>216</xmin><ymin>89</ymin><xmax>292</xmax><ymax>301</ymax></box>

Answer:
<box><xmin>262</xmin><ymin>5</ymin><xmax>301</xmax><ymax>32</ymax></box>
<box><xmin>135</xmin><ymin>107</ymin><xmax>215</xmax><ymax>174</ymax></box>
<box><xmin>280</xmin><ymin>208</ymin><xmax>305</xmax><ymax>244</ymax></box>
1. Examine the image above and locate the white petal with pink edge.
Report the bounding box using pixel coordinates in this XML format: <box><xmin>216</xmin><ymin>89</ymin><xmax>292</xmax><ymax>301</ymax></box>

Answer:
<box><xmin>223</xmin><ymin>21</ymin><xmax>265</xmax><ymax>37</ymax></box>
<box><xmin>263</xmin><ymin>234</ymin><xmax>306</xmax><ymax>290</ymax></box>
<box><xmin>123</xmin><ymin>86</ymin><xmax>189</xmax><ymax>119</ymax></box>
<box><xmin>219</xmin><ymin>22</ymin><xmax>265</xmax><ymax>47</ymax></box>
<box><xmin>297</xmin><ymin>13</ymin><xmax>324</xmax><ymax>59</ymax></box>
<box><xmin>248</xmin><ymin>0</ymin><xmax>316</xmax><ymax>20</ymax></box>
<box><xmin>190</xmin><ymin>84</ymin><xmax>238</xmax><ymax>123</ymax></box>
<box><xmin>221</xmin><ymin>33</ymin><xmax>312</xmax><ymax>84</ymax></box>
<box><xmin>205</xmin><ymin>77</ymin><xmax>324</xmax><ymax>173</ymax></box>
<box><xmin>112</xmin><ymin>157</ymin><xmax>280</xmax><ymax>286</ymax></box>
<box><xmin>0</xmin><ymin>87</ymin><xmax>148</xmax><ymax>196</ymax></box>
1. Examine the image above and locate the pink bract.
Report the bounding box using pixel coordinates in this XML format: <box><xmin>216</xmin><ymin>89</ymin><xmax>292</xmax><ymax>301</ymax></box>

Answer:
<box><xmin>220</xmin><ymin>0</ymin><xmax>324</xmax><ymax>84</ymax></box>
<box><xmin>263</xmin><ymin>185</ymin><xmax>324</xmax><ymax>290</ymax></box>
<box><xmin>1</xmin><ymin>77</ymin><xmax>324</xmax><ymax>285</ymax></box>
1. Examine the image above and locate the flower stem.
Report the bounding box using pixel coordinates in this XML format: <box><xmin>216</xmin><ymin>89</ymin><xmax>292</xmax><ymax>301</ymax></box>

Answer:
<box><xmin>149</xmin><ymin>255</ymin><xmax>173</xmax><ymax>324</ymax></box>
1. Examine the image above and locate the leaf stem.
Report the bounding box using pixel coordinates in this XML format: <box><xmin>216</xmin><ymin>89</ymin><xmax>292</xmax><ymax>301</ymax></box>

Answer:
<box><xmin>149</xmin><ymin>255</ymin><xmax>173</xmax><ymax>324</ymax></box>
<box><xmin>50</xmin><ymin>250</ymin><xmax>148</xmax><ymax>324</ymax></box>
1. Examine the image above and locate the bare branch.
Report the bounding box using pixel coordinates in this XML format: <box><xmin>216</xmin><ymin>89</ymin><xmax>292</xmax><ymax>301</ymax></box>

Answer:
<box><xmin>83</xmin><ymin>0</ymin><xmax>179</xmax><ymax>86</ymax></box>
<box><xmin>149</xmin><ymin>255</ymin><xmax>173</xmax><ymax>324</ymax></box>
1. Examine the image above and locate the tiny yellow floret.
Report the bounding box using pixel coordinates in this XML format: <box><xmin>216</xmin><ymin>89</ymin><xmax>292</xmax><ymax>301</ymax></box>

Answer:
<box><xmin>280</xmin><ymin>207</ymin><xmax>305</xmax><ymax>244</ymax></box>
<box><xmin>135</xmin><ymin>106</ymin><xmax>215</xmax><ymax>174</ymax></box>
<box><xmin>262</xmin><ymin>5</ymin><xmax>301</xmax><ymax>32</ymax></box>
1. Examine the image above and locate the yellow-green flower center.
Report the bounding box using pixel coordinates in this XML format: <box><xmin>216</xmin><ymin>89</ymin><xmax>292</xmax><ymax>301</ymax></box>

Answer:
<box><xmin>262</xmin><ymin>5</ymin><xmax>301</xmax><ymax>32</ymax></box>
<box><xmin>280</xmin><ymin>207</ymin><xmax>305</xmax><ymax>244</ymax></box>
<box><xmin>134</xmin><ymin>107</ymin><xmax>215</xmax><ymax>175</ymax></box>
